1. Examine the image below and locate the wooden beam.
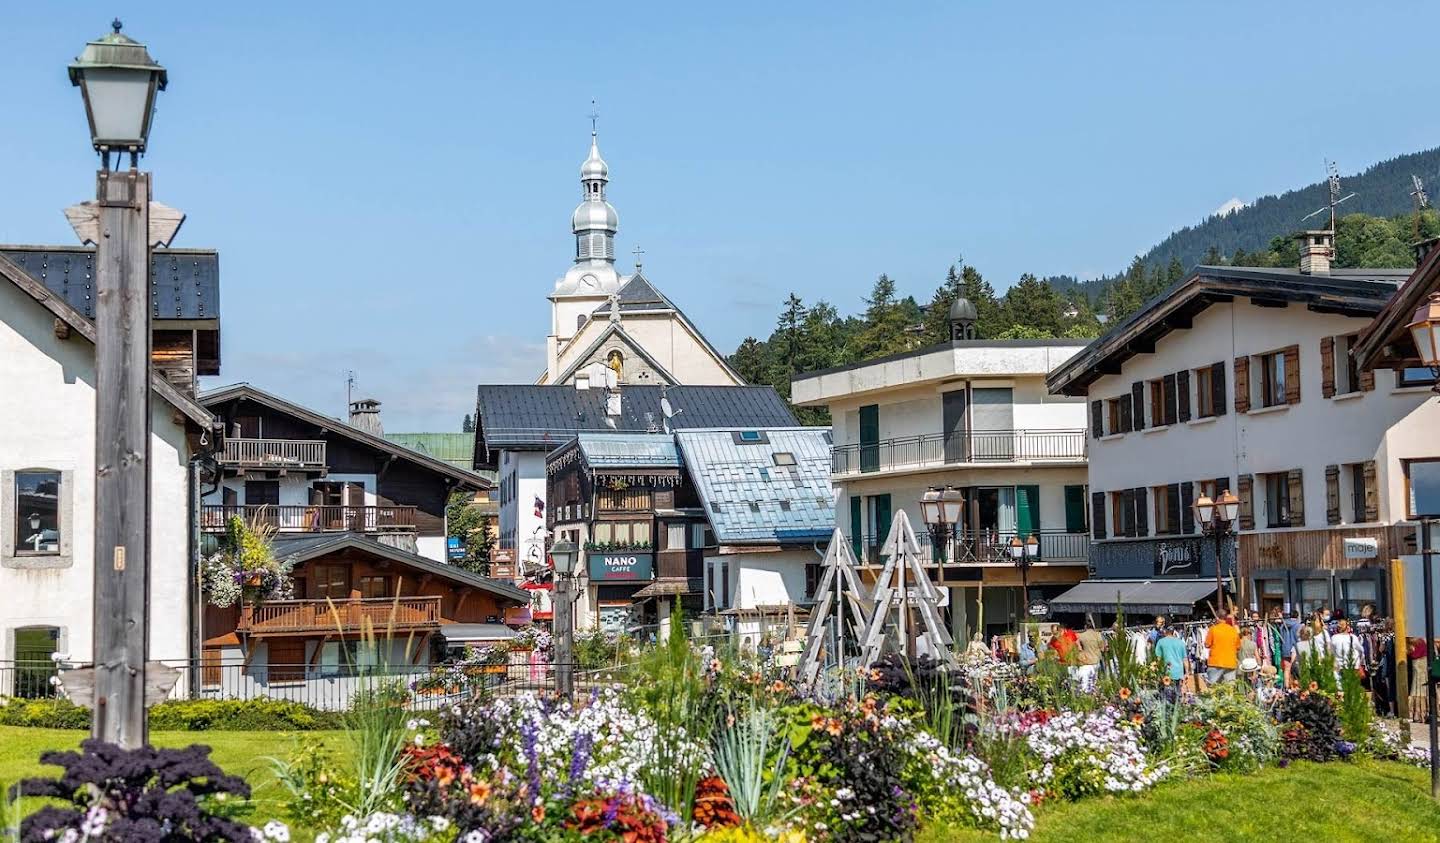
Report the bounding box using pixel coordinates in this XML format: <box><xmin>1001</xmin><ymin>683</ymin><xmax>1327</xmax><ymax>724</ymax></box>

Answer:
<box><xmin>454</xmin><ymin>589</ymin><xmax>471</xmax><ymax>617</ymax></box>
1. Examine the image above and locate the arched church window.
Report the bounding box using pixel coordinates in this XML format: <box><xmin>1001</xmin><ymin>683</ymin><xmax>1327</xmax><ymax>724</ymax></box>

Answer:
<box><xmin>606</xmin><ymin>350</ymin><xmax>624</xmax><ymax>379</ymax></box>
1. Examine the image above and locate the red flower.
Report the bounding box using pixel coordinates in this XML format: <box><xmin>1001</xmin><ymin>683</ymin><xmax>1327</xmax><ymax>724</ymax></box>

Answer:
<box><xmin>532</xmin><ymin>803</ymin><xmax>546</xmax><ymax>823</ymax></box>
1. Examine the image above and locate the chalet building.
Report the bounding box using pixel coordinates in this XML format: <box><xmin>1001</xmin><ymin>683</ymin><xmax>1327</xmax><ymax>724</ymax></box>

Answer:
<box><xmin>790</xmin><ymin>304</ymin><xmax>1091</xmax><ymax>641</ymax></box>
<box><xmin>200</xmin><ymin>385</ymin><xmax>490</xmax><ymax>563</ymax></box>
<box><xmin>545</xmin><ymin>433</ymin><xmax>708</xmax><ymax>634</ymax></box>
<box><xmin>473</xmin><ymin>384</ymin><xmax>798</xmax><ymax>620</ymax></box>
<box><xmin>1047</xmin><ymin>236</ymin><xmax>1437</xmax><ymax>620</ymax></box>
<box><xmin>201</xmin><ymin>533</ymin><xmax>528</xmax><ymax>707</ymax></box>
<box><xmin>0</xmin><ymin>249</ymin><xmax>219</xmax><ymax>695</ymax></box>
<box><xmin>676</xmin><ymin>428</ymin><xmax>835</xmax><ymax>648</ymax></box>
<box><xmin>388</xmin><ymin>432</ymin><xmax>500</xmax><ymax>567</ymax></box>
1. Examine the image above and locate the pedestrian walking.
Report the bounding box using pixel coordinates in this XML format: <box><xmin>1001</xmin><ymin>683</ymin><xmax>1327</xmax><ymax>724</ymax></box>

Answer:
<box><xmin>1205</xmin><ymin>613</ymin><xmax>1241</xmax><ymax>684</ymax></box>
<box><xmin>1074</xmin><ymin>618</ymin><xmax>1105</xmax><ymax>691</ymax></box>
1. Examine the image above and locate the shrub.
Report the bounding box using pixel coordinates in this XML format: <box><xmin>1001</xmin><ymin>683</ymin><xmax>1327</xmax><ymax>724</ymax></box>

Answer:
<box><xmin>1337</xmin><ymin>667</ymin><xmax>1373</xmax><ymax>744</ymax></box>
<box><xmin>1021</xmin><ymin>707</ymin><xmax>1169</xmax><ymax>799</ymax></box>
<box><xmin>1188</xmin><ymin>684</ymin><xmax>1278</xmax><ymax>772</ymax></box>
<box><xmin>0</xmin><ymin>697</ymin><xmax>90</xmax><ymax>729</ymax></box>
<box><xmin>1274</xmin><ymin>690</ymin><xmax>1341</xmax><ymax>762</ymax></box>
<box><xmin>149</xmin><ymin>698</ymin><xmax>344</xmax><ymax>731</ymax></box>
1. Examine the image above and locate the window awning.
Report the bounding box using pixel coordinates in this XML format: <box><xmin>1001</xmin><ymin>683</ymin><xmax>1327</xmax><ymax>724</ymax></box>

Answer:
<box><xmin>1048</xmin><ymin>578</ymin><xmax>1221</xmax><ymax>616</ymax></box>
<box><xmin>440</xmin><ymin>623</ymin><xmax>518</xmax><ymax>643</ymax></box>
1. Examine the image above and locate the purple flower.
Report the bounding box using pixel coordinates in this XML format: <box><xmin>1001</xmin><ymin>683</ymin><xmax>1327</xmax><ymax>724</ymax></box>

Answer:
<box><xmin>568</xmin><ymin>731</ymin><xmax>593</xmax><ymax>785</ymax></box>
<box><xmin>520</xmin><ymin>720</ymin><xmax>541</xmax><ymax>799</ymax></box>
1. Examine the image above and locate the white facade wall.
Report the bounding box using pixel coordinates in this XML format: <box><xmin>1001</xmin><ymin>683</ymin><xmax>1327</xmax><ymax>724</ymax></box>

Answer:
<box><xmin>1086</xmin><ymin>300</ymin><xmax>1437</xmax><ymax>530</ymax></box>
<box><xmin>551</xmin><ymin>310</ymin><xmax>741</xmax><ymax>387</ymax></box>
<box><xmin>0</xmin><ymin>279</ymin><xmax>194</xmax><ymax>666</ymax></box>
<box><xmin>705</xmin><ymin>548</ymin><xmax>815</xmax><ymax>649</ymax></box>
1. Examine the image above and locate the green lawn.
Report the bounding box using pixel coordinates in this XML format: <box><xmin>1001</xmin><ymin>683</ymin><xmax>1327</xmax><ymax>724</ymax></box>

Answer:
<box><xmin>920</xmin><ymin>759</ymin><xmax>1440</xmax><ymax>843</ymax></box>
<box><xmin>0</xmin><ymin>726</ymin><xmax>347</xmax><ymax>829</ymax></box>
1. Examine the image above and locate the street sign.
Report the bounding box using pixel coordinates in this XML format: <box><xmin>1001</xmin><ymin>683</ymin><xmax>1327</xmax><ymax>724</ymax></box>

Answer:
<box><xmin>1027</xmin><ymin>599</ymin><xmax>1051</xmax><ymax>620</ymax></box>
<box><xmin>889</xmin><ymin>587</ymin><xmax>950</xmax><ymax>607</ymax></box>
<box><xmin>1343</xmin><ymin>537</ymin><xmax>1378</xmax><ymax>560</ymax></box>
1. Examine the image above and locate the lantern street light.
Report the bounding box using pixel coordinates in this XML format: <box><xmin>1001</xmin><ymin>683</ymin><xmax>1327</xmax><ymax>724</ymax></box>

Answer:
<box><xmin>1009</xmin><ymin>534</ymin><xmax>1040</xmax><ymax>625</ymax></box>
<box><xmin>1192</xmin><ymin>491</ymin><xmax>1240</xmax><ymax>614</ymax></box>
<box><xmin>919</xmin><ymin>487</ymin><xmax>963</xmax><ymax>564</ymax></box>
<box><xmin>1407</xmin><ymin>292</ymin><xmax>1440</xmax><ymax>395</ymax></box>
<box><xmin>69</xmin><ymin>19</ymin><xmax>168</xmax><ymax>169</ymax></box>
<box><xmin>71</xmin><ymin>20</ymin><xmax>166</xmax><ymax>749</ymax></box>
<box><xmin>1406</xmin><ymin>290</ymin><xmax>1440</xmax><ymax>799</ymax></box>
<box><xmin>550</xmin><ymin>538</ymin><xmax>579</xmax><ymax>698</ymax></box>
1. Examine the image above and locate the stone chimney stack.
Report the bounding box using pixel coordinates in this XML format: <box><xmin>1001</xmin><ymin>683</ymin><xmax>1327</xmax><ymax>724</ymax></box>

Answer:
<box><xmin>349</xmin><ymin>398</ymin><xmax>383</xmax><ymax>435</ymax></box>
<box><xmin>1297</xmin><ymin>230</ymin><xmax>1333</xmax><ymax>275</ymax></box>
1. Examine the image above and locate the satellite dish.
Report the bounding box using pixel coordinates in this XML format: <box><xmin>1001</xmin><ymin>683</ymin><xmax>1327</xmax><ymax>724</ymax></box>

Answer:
<box><xmin>660</xmin><ymin>395</ymin><xmax>674</xmax><ymax>419</ymax></box>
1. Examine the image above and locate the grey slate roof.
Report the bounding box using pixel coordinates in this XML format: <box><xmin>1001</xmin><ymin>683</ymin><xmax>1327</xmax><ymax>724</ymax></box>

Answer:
<box><xmin>675</xmin><ymin>427</ymin><xmax>835</xmax><ymax>546</ymax></box>
<box><xmin>474</xmin><ymin>385</ymin><xmax>798</xmax><ymax>461</ymax></box>
<box><xmin>1</xmin><ymin>246</ymin><xmax>220</xmax><ymax>322</ymax></box>
<box><xmin>270</xmin><ymin>532</ymin><xmax>529</xmax><ymax>602</ymax></box>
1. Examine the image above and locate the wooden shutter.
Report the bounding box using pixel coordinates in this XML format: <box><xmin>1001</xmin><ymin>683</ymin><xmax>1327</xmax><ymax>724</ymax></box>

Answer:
<box><xmin>1212</xmin><ymin>362</ymin><xmax>1228</xmax><ymax>416</ymax></box>
<box><xmin>1180</xmin><ymin>481</ymin><xmax>1195</xmax><ymax>534</ymax></box>
<box><xmin>1287</xmin><ymin>468</ymin><xmax>1305</xmax><ymax>526</ymax></box>
<box><xmin>1358</xmin><ymin>368</ymin><xmax>1376</xmax><ymax>392</ymax></box>
<box><xmin>1325</xmin><ymin>465</ymin><xmax>1341</xmax><ymax>524</ymax></box>
<box><xmin>1134</xmin><ymin>487</ymin><xmax>1149</xmax><ymax>536</ymax></box>
<box><xmin>1237</xmin><ymin>474</ymin><xmax>1254</xmax><ymax>530</ymax></box>
<box><xmin>1131</xmin><ymin>382</ymin><xmax>1146</xmax><ymax>430</ymax></box>
<box><xmin>1119</xmin><ymin>490</ymin><xmax>1134</xmax><ymax>537</ymax></box>
<box><xmin>1165</xmin><ymin>483</ymin><xmax>1181</xmax><ymax>534</ymax></box>
<box><xmin>1284</xmin><ymin>345</ymin><xmax>1301</xmax><ymax>404</ymax></box>
<box><xmin>1163</xmin><ymin>374</ymin><xmax>1178</xmax><ymax>425</ymax></box>
<box><xmin>1234</xmin><ymin>355</ymin><xmax>1251</xmax><ymax>413</ymax></box>
<box><xmin>1320</xmin><ymin>336</ymin><xmax>1336</xmax><ymax>398</ymax></box>
<box><xmin>1119</xmin><ymin>396</ymin><xmax>1133</xmax><ymax>433</ymax></box>
<box><xmin>1177</xmin><ymin>370</ymin><xmax>1192</xmax><ymax>422</ymax></box>
<box><xmin>1092</xmin><ymin>491</ymin><xmax>1107</xmax><ymax>540</ymax></box>
<box><xmin>1090</xmin><ymin>400</ymin><xmax>1104</xmax><ymax>439</ymax></box>
<box><xmin>1064</xmin><ymin>485</ymin><xmax>1087</xmax><ymax>533</ymax></box>
<box><xmin>1362</xmin><ymin>460</ymin><xmax>1379</xmax><ymax>521</ymax></box>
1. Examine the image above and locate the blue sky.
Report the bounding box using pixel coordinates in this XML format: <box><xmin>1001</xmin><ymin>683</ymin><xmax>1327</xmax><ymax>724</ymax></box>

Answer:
<box><xmin>4</xmin><ymin>2</ymin><xmax>1438</xmax><ymax>430</ymax></box>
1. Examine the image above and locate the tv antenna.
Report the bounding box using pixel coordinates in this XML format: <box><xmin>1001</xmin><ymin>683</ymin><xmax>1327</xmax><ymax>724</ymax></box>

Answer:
<box><xmin>1412</xmin><ymin>175</ymin><xmax>1431</xmax><ymax>240</ymax></box>
<box><xmin>1301</xmin><ymin>160</ymin><xmax>1357</xmax><ymax>230</ymax></box>
<box><xmin>345</xmin><ymin>370</ymin><xmax>356</xmax><ymax>411</ymax></box>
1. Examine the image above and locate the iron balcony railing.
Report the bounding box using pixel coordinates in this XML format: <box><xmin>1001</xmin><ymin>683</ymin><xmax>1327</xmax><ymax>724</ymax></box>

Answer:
<box><xmin>218</xmin><ymin>438</ymin><xmax>327</xmax><ymax>470</ymax></box>
<box><xmin>201</xmin><ymin>504</ymin><xmax>418</xmax><ymax>533</ymax></box>
<box><xmin>832</xmin><ymin>429</ymin><xmax>1086</xmax><ymax>475</ymax></box>
<box><xmin>853</xmin><ymin>528</ymin><xmax>1091</xmax><ymax>566</ymax></box>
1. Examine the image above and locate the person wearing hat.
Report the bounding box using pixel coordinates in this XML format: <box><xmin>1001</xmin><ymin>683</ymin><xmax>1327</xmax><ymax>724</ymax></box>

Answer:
<box><xmin>1205</xmin><ymin>613</ymin><xmax>1242</xmax><ymax>684</ymax></box>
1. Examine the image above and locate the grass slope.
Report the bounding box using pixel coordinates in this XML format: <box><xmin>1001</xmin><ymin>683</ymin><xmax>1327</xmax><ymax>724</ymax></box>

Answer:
<box><xmin>921</xmin><ymin>760</ymin><xmax>1440</xmax><ymax>843</ymax></box>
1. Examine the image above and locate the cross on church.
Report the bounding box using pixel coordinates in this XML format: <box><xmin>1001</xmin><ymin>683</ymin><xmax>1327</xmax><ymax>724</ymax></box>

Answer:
<box><xmin>632</xmin><ymin>245</ymin><xmax>645</xmax><ymax>272</ymax></box>
<box><xmin>589</xmin><ymin>100</ymin><xmax>599</xmax><ymax>135</ymax></box>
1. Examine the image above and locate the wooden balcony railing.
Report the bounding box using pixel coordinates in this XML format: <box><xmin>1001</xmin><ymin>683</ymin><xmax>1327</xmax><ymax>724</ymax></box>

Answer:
<box><xmin>832</xmin><ymin>429</ymin><xmax>1086</xmax><ymax>476</ymax></box>
<box><xmin>238</xmin><ymin>596</ymin><xmax>442</xmax><ymax>635</ymax></box>
<box><xmin>218</xmin><ymin>438</ymin><xmax>327</xmax><ymax>471</ymax></box>
<box><xmin>201</xmin><ymin>504</ymin><xmax>417</xmax><ymax>533</ymax></box>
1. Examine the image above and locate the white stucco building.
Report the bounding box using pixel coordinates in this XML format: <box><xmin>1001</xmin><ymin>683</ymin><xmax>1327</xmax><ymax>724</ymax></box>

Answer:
<box><xmin>1048</xmin><ymin>237</ymin><xmax>1439</xmax><ymax>619</ymax></box>
<box><xmin>0</xmin><ymin>252</ymin><xmax>214</xmax><ymax>693</ymax></box>
<box><xmin>791</xmin><ymin>306</ymin><xmax>1091</xmax><ymax>640</ymax></box>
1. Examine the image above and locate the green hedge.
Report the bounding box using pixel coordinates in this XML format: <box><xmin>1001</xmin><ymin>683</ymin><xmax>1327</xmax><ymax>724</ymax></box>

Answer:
<box><xmin>0</xmin><ymin>697</ymin><xmax>343</xmax><ymax>731</ymax></box>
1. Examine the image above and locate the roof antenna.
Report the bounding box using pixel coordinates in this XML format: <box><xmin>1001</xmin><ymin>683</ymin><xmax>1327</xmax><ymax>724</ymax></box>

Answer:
<box><xmin>345</xmin><ymin>370</ymin><xmax>356</xmax><ymax>413</ymax></box>
<box><xmin>1412</xmin><ymin>174</ymin><xmax>1431</xmax><ymax>241</ymax></box>
<box><xmin>1301</xmin><ymin>159</ymin><xmax>1357</xmax><ymax>231</ymax></box>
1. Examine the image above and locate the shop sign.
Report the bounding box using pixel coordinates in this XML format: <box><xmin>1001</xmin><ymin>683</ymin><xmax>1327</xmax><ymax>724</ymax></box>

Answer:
<box><xmin>1155</xmin><ymin>539</ymin><xmax>1201</xmax><ymax>577</ymax></box>
<box><xmin>447</xmin><ymin>537</ymin><xmax>465</xmax><ymax>561</ymax></box>
<box><xmin>492</xmin><ymin>548</ymin><xmax>516</xmax><ymax>565</ymax></box>
<box><xmin>589</xmin><ymin>552</ymin><xmax>653</xmax><ymax>582</ymax></box>
<box><xmin>1027</xmin><ymin>599</ymin><xmax>1051</xmax><ymax>620</ymax></box>
<box><xmin>888</xmin><ymin>587</ymin><xmax>950</xmax><ymax>607</ymax></box>
<box><xmin>503</xmin><ymin>606</ymin><xmax>532</xmax><ymax>625</ymax></box>
<box><xmin>1343</xmin><ymin>537</ymin><xmax>1378</xmax><ymax>560</ymax></box>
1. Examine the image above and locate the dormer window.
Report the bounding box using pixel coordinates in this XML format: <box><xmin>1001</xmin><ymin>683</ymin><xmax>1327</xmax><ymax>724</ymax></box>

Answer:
<box><xmin>772</xmin><ymin>452</ymin><xmax>797</xmax><ymax>467</ymax></box>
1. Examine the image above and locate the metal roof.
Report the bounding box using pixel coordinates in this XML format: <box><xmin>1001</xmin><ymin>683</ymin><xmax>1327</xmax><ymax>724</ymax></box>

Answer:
<box><xmin>1</xmin><ymin>246</ymin><xmax>219</xmax><ymax>322</ymax></box>
<box><xmin>1048</xmin><ymin>578</ymin><xmax>1220</xmax><ymax>615</ymax></box>
<box><xmin>270</xmin><ymin>532</ymin><xmax>529</xmax><ymax>603</ymax></box>
<box><xmin>575</xmin><ymin>433</ymin><xmax>681</xmax><ymax>468</ymax></box>
<box><xmin>386</xmin><ymin>432</ymin><xmax>475</xmax><ymax>470</ymax></box>
<box><xmin>674</xmin><ymin>427</ymin><xmax>835</xmax><ymax>546</ymax></box>
<box><xmin>473</xmin><ymin>385</ymin><xmax>798</xmax><ymax>459</ymax></box>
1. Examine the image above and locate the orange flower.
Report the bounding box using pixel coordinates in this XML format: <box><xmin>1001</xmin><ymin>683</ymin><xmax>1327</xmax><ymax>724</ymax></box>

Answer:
<box><xmin>531</xmin><ymin>803</ymin><xmax>546</xmax><ymax>823</ymax></box>
<box><xmin>1162</xmin><ymin>676</ymin><xmax>1173</xmax><ymax>687</ymax></box>
<box><xmin>810</xmin><ymin>713</ymin><xmax>827</xmax><ymax>730</ymax></box>
<box><xmin>868</xmin><ymin>668</ymin><xmax>882</xmax><ymax>682</ymax></box>
<box><xmin>468</xmin><ymin>779</ymin><xmax>491</xmax><ymax>805</ymax></box>
<box><xmin>770</xmin><ymin>680</ymin><xmax>788</xmax><ymax>693</ymax></box>
<box><xmin>1308</xmin><ymin>681</ymin><xmax>1319</xmax><ymax>692</ymax></box>
<box><xmin>1118</xmin><ymin>687</ymin><xmax>1132</xmax><ymax>700</ymax></box>
<box><xmin>747</xmin><ymin>672</ymin><xmax>762</xmax><ymax>685</ymax></box>
<box><xmin>825</xmin><ymin>718</ymin><xmax>843</xmax><ymax>736</ymax></box>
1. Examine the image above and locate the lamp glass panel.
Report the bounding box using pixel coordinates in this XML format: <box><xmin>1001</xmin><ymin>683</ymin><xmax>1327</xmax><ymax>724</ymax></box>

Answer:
<box><xmin>1220</xmin><ymin>500</ymin><xmax>1240</xmax><ymax>522</ymax></box>
<box><xmin>81</xmin><ymin>68</ymin><xmax>154</xmax><ymax>145</ymax></box>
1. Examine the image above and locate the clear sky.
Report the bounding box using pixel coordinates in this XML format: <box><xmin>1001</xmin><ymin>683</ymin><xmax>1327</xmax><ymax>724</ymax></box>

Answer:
<box><xmin>4</xmin><ymin>2</ymin><xmax>1439</xmax><ymax>431</ymax></box>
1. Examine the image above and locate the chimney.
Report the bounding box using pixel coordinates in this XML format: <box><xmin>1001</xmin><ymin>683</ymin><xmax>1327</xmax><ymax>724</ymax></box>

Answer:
<box><xmin>1297</xmin><ymin>230</ymin><xmax>1333</xmax><ymax>275</ymax></box>
<box><xmin>349</xmin><ymin>398</ymin><xmax>383</xmax><ymax>435</ymax></box>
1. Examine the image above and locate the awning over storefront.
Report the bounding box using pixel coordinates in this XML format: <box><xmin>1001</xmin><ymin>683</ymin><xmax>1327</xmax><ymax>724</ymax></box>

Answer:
<box><xmin>440</xmin><ymin>623</ymin><xmax>519</xmax><ymax>643</ymax></box>
<box><xmin>1048</xmin><ymin>578</ymin><xmax>1221</xmax><ymax>616</ymax></box>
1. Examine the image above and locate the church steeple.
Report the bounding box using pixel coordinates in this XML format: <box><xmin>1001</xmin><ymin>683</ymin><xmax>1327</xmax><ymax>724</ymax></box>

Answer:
<box><xmin>572</xmin><ymin>115</ymin><xmax>618</xmax><ymax>265</ymax></box>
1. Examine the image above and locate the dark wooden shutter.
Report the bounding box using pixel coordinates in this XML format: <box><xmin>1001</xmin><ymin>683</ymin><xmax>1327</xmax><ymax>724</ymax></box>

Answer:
<box><xmin>1092</xmin><ymin>491</ymin><xmax>1107</xmax><ymax>540</ymax></box>
<box><xmin>1234</xmin><ymin>356</ymin><xmax>1251</xmax><ymax>413</ymax></box>
<box><xmin>1362</xmin><ymin>461</ymin><xmax>1379</xmax><ymax>521</ymax></box>
<box><xmin>1165</xmin><ymin>483</ymin><xmax>1181</xmax><ymax>535</ymax></box>
<box><xmin>1320</xmin><ymin>337</ymin><xmax>1336</xmax><ymax>399</ymax></box>
<box><xmin>1134</xmin><ymin>487</ymin><xmax>1149</xmax><ymax>536</ymax></box>
<box><xmin>1177</xmin><ymin>370</ymin><xmax>1192</xmax><ymax>422</ymax></box>
<box><xmin>1358</xmin><ymin>368</ymin><xmax>1376</xmax><ymax>392</ymax></box>
<box><xmin>1090</xmin><ymin>400</ymin><xmax>1104</xmax><ymax>439</ymax></box>
<box><xmin>1237</xmin><ymin>474</ymin><xmax>1254</xmax><ymax>530</ymax></box>
<box><xmin>1284</xmin><ymin>345</ymin><xmax>1301</xmax><ymax>404</ymax></box>
<box><xmin>1180</xmin><ymin>481</ymin><xmax>1195</xmax><ymax>534</ymax></box>
<box><xmin>1325</xmin><ymin>465</ymin><xmax>1341</xmax><ymax>524</ymax></box>
<box><xmin>1287</xmin><ymin>468</ymin><xmax>1305</xmax><ymax>526</ymax></box>
<box><xmin>1163</xmin><ymin>374</ymin><xmax>1178</xmax><ymax>425</ymax></box>
<box><xmin>1131</xmin><ymin>382</ymin><xmax>1146</xmax><ymax>430</ymax></box>
<box><xmin>1120</xmin><ymin>490</ymin><xmax>1134</xmax><ymax>537</ymax></box>
<box><xmin>1119</xmin><ymin>396</ymin><xmax>1133</xmax><ymax>433</ymax></box>
<box><xmin>1212</xmin><ymin>362</ymin><xmax>1228</xmax><ymax>416</ymax></box>
<box><xmin>1064</xmin><ymin>485</ymin><xmax>1087</xmax><ymax>533</ymax></box>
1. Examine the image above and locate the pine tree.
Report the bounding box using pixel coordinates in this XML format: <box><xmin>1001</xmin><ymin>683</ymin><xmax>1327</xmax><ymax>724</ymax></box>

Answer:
<box><xmin>849</xmin><ymin>274</ymin><xmax>912</xmax><ymax>359</ymax></box>
<box><xmin>998</xmin><ymin>273</ymin><xmax>1065</xmax><ymax>336</ymax></box>
<box><xmin>462</xmin><ymin>413</ymin><xmax>475</xmax><ymax>433</ymax></box>
<box><xmin>729</xmin><ymin>337</ymin><xmax>771</xmax><ymax>385</ymax></box>
<box><xmin>776</xmin><ymin>293</ymin><xmax>807</xmax><ymax>379</ymax></box>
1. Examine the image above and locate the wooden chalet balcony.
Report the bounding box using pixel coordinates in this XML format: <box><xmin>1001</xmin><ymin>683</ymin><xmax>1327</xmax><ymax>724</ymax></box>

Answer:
<box><xmin>201</xmin><ymin>504</ymin><xmax>417</xmax><ymax>533</ymax></box>
<box><xmin>238</xmin><ymin>596</ymin><xmax>442</xmax><ymax>635</ymax></box>
<box><xmin>832</xmin><ymin>429</ymin><xmax>1086</xmax><ymax>477</ymax></box>
<box><xmin>218</xmin><ymin>438</ymin><xmax>327</xmax><ymax>472</ymax></box>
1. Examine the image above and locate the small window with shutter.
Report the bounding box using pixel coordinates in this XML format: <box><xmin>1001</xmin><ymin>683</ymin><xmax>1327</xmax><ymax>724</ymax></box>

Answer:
<box><xmin>1194</xmin><ymin>366</ymin><xmax>1216</xmax><ymax>417</ymax></box>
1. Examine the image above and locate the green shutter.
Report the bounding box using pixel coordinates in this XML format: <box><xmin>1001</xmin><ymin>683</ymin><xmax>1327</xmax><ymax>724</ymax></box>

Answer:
<box><xmin>1016</xmin><ymin>485</ymin><xmax>1040</xmax><ymax>537</ymax></box>
<box><xmin>874</xmin><ymin>494</ymin><xmax>893</xmax><ymax>549</ymax></box>
<box><xmin>859</xmin><ymin>405</ymin><xmax>880</xmax><ymax>473</ymax></box>
<box><xmin>1064</xmin><ymin>485</ymin><xmax>1087</xmax><ymax>533</ymax></box>
<box><xmin>850</xmin><ymin>495</ymin><xmax>862</xmax><ymax>558</ymax></box>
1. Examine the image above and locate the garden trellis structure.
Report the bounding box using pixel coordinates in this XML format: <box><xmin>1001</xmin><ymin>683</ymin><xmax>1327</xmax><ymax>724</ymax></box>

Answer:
<box><xmin>858</xmin><ymin>510</ymin><xmax>954</xmax><ymax>667</ymax></box>
<box><xmin>798</xmin><ymin>529</ymin><xmax>873</xmax><ymax>688</ymax></box>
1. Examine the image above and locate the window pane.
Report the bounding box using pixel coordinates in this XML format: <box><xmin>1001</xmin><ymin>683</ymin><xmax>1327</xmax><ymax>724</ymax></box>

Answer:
<box><xmin>632</xmin><ymin>522</ymin><xmax>651</xmax><ymax>546</ymax></box>
<box><xmin>1411</xmin><ymin>460</ymin><xmax>1440</xmax><ymax>517</ymax></box>
<box><xmin>15</xmin><ymin>471</ymin><xmax>60</xmax><ymax>553</ymax></box>
<box><xmin>594</xmin><ymin>522</ymin><xmax>613</xmax><ymax>543</ymax></box>
<box><xmin>667</xmin><ymin>524</ymin><xmax>685</xmax><ymax>550</ymax></box>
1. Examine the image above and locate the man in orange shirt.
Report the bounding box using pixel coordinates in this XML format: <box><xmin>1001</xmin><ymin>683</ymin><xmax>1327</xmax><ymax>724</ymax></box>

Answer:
<box><xmin>1205</xmin><ymin>613</ymin><xmax>1241</xmax><ymax>684</ymax></box>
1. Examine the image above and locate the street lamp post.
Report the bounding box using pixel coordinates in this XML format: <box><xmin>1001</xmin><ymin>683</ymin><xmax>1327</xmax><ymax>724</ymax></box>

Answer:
<box><xmin>1009</xmin><ymin>534</ymin><xmax>1039</xmax><ymax>624</ymax></box>
<box><xmin>919</xmin><ymin>486</ymin><xmax>963</xmax><ymax>564</ymax></box>
<box><xmin>70</xmin><ymin>20</ymin><xmax>166</xmax><ymax>749</ymax></box>
<box><xmin>1405</xmin><ymin>292</ymin><xmax>1440</xmax><ymax>798</ymax></box>
<box><xmin>1192</xmin><ymin>490</ymin><xmax>1240</xmax><ymax>616</ymax></box>
<box><xmin>550</xmin><ymin>539</ymin><xmax>578</xmax><ymax>699</ymax></box>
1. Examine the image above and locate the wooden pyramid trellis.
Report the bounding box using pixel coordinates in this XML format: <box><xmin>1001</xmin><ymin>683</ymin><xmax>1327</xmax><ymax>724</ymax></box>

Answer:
<box><xmin>857</xmin><ymin>509</ymin><xmax>954</xmax><ymax>666</ymax></box>
<box><xmin>797</xmin><ymin>529</ymin><xmax>873</xmax><ymax>688</ymax></box>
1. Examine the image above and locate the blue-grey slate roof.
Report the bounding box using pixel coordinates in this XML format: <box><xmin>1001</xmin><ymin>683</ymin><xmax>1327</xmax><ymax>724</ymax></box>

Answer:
<box><xmin>474</xmin><ymin>385</ymin><xmax>798</xmax><ymax>457</ymax></box>
<box><xmin>575</xmin><ymin>433</ymin><xmax>682</xmax><ymax>468</ymax></box>
<box><xmin>675</xmin><ymin>427</ymin><xmax>835</xmax><ymax>546</ymax></box>
<box><xmin>1</xmin><ymin>246</ymin><xmax>220</xmax><ymax>322</ymax></box>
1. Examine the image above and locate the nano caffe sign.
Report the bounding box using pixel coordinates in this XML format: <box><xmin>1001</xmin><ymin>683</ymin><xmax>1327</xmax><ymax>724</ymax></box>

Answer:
<box><xmin>589</xmin><ymin>552</ymin><xmax>653</xmax><ymax>582</ymax></box>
